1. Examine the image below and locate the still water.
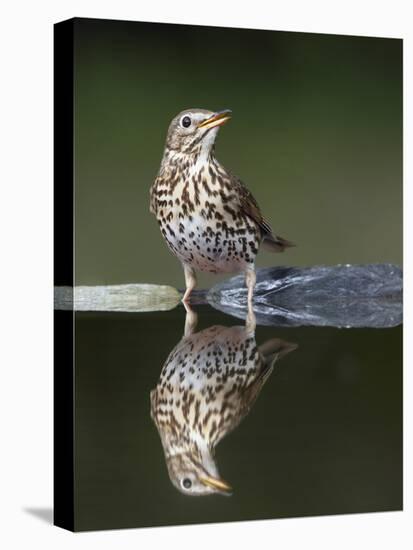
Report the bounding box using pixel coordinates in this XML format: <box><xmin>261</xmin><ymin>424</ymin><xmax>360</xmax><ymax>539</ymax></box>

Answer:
<box><xmin>74</xmin><ymin>306</ymin><xmax>402</xmax><ymax>531</ymax></box>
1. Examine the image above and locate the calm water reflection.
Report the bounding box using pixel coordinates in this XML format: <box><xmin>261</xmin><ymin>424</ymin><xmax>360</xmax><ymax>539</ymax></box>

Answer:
<box><xmin>150</xmin><ymin>307</ymin><xmax>297</xmax><ymax>496</ymax></box>
<box><xmin>74</xmin><ymin>305</ymin><xmax>402</xmax><ymax>531</ymax></box>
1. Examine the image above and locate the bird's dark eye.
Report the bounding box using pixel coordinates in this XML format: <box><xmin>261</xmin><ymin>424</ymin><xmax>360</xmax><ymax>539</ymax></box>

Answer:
<box><xmin>181</xmin><ymin>116</ymin><xmax>191</xmax><ymax>128</ymax></box>
<box><xmin>182</xmin><ymin>478</ymin><xmax>192</xmax><ymax>489</ymax></box>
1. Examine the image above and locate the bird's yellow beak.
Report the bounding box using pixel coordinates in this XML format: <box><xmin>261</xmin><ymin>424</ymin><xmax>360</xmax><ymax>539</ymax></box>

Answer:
<box><xmin>200</xmin><ymin>475</ymin><xmax>233</xmax><ymax>494</ymax></box>
<box><xmin>198</xmin><ymin>110</ymin><xmax>232</xmax><ymax>130</ymax></box>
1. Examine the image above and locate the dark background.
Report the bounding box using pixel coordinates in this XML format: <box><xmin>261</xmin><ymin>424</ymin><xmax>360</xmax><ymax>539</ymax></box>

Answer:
<box><xmin>74</xmin><ymin>19</ymin><xmax>402</xmax><ymax>289</ymax></box>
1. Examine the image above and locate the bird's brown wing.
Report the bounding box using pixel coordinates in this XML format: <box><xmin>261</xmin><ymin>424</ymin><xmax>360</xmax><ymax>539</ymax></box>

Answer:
<box><xmin>214</xmin><ymin>363</ymin><xmax>274</xmax><ymax>446</ymax></box>
<box><xmin>228</xmin><ymin>172</ymin><xmax>295</xmax><ymax>251</ymax></box>
<box><xmin>235</xmin><ymin>182</ymin><xmax>274</xmax><ymax>237</ymax></box>
<box><xmin>237</xmin><ymin>339</ymin><xmax>297</xmax><ymax>419</ymax></box>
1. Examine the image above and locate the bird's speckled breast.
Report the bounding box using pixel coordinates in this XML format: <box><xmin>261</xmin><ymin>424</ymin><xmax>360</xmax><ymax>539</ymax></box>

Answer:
<box><xmin>154</xmin><ymin>160</ymin><xmax>261</xmax><ymax>274</ymax></box>
<box><xmin>152</xmin><ymin>325</ymin><xmax>261</xmax><ymax>446</ymax></box>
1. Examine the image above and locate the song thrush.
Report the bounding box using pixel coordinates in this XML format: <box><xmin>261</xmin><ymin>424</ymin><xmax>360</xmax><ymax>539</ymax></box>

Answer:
<box><xmin>150</xmin><ymin>108</ymin><xmax>294</xmax><ymax>312</ymax></box>
<box><xmin>150</xmin><ymin>308</ymin><xmax>297</xmax><ymax>496</ymax></box>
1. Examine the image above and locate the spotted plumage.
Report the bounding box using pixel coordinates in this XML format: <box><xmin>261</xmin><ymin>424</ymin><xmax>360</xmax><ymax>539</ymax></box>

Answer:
<box><xmin>150</xmin><ymin>311</ymin><xmax>297</xmax><ymax>496</ymax></box>
<box><xmin>150</xmin><ymin>108</ymin><xmax>294</xmax><ymax>307</ymax></box>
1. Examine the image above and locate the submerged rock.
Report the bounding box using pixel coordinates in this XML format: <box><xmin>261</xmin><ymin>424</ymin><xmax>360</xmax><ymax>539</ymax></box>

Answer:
<box><xmin>207</xmin><ymin>264</ymin><xmax>402</xmax><ymax>328</ymax></box>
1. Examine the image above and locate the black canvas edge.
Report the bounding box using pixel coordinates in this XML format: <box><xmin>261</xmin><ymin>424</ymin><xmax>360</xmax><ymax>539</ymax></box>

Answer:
<box><xmin>54</xmin><ymin>18</ymin><xmax>75</xmax><ymax>532</ymax></box>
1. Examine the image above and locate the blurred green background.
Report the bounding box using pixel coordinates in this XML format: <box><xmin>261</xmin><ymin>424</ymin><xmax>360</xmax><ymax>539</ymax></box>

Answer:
<box><xmin>74</xmin><ymin>18</ymin><xmax>402</xmax><ymax>288</ymax></box>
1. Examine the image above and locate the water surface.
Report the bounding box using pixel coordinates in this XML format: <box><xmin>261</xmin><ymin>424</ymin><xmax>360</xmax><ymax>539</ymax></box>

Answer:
<box><xmin>74</xmin><ymin>306</ymin><xmax>402</xmax><ymax>531</ymax></box>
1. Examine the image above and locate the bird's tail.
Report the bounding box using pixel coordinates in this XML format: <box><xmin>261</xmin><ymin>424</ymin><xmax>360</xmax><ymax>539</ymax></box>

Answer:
<box><xmin>259</xmin><ymin>338</ymin><xmax>298</xmax><ymax>368</ymax></box>
<box><xmin>262</xmin><ymin>233</ymin><xmax>296</xmax><ymax>253</ymax></box>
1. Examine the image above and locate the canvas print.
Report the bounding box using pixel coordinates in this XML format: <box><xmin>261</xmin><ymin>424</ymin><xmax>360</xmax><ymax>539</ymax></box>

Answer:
<box><xmin>54</xmin><ymin>17</ymin><xmax>403</xmax><ymax>531</ymax></box>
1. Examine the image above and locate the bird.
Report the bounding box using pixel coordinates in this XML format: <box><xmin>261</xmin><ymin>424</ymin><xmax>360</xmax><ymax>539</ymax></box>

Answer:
<box><xmin>150</xmin><ymin>307</ymin><xmax>297</xmax><ymax>496</ymax></box>
<box><xmin>149</xmin><ymin>108</ymin><xmax>294</xmax><ymax>317</ymax></box>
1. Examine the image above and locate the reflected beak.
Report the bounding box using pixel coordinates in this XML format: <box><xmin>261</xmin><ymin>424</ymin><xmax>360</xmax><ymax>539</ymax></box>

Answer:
<box><xmin>200</xmin><ymin>475</ymin><xmax>233</xmax><ymax>494</ymax></box>
<box><xmin>198</xmin><ymin>110</ymin><xmax>232</xmax><ymax>130</ymax></box>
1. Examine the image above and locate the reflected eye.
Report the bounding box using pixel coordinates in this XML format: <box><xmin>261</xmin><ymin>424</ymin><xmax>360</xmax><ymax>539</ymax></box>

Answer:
<box><xmin>181</xmin><ymin>116</ymin><xmax>191</xmax><ymax>128</ymax></box>
<box><xmin>182</xmin><ymin>478</ymin><xmax>192</xmax><ymax>489</ymax></box>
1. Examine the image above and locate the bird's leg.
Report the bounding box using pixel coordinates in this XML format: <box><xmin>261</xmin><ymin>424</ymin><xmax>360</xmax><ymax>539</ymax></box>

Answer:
<box><xmin>183</xmin><ymin>301</ymin><xmax>198</xmax><ymax>337</ymax></box>
<box><xmin>245</xmin><ymin>308</ymin><xmax>256</xmax><ymax>333</ymax></box>
<box><xmin>182</xmin><ymin>264</ymin><xmax>197</xmax><ymax>303</ymax></box>
<box><xmin>245</xmin><ymin>267</ymin><xmax>256</xmax><ymax>333</ymax></box>
<box><xmin>245</xmin><ymin>266</ymin><xmax>256</xmax><ymax>303</ymax></box>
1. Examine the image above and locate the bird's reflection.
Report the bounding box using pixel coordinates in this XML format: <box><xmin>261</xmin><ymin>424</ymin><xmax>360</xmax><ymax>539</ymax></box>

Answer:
<box><xmin>150</xmin><ymin>306</ymin><xmax>297</xmax><ymax>496</ymax></box>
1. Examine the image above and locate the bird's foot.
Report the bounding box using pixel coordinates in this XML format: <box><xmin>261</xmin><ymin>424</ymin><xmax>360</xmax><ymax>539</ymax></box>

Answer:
<box><xmin>181</xmin><ymin>290</ymin><xmax>192</xmax><ymax>304</ymax></box>
<box><xmin>183</xmin><ymin>301</ymin><xmax>198</xmax><ymax>336</ymax></box>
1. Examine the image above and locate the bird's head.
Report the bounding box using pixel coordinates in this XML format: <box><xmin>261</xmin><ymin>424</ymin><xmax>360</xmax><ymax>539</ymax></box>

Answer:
<box><xmin>164</xmin><ymin>108</ymin><xmax>232</xmax><ymax>159</ymax></box>
<box><xmin>165</xmin><ymin>450</ymin><xmax>232</xmax><ymax>497</ymax></box>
